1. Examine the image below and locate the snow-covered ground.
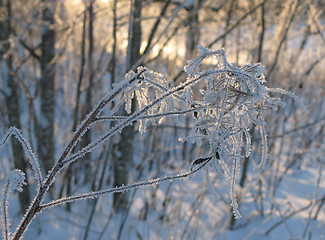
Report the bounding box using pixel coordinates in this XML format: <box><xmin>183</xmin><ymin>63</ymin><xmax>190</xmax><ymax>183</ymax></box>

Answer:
<box><xmin>3</xmin><ymin>156</ymin><xmax>324</xmax><ymax>240</ymax></box>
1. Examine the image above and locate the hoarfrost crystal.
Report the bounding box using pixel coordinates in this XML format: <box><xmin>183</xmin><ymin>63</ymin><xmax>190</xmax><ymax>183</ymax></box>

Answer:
<box><xmin>9</xmin><ymin>170</ymin><xmax>26</xmax><ymax>192</ymax></box>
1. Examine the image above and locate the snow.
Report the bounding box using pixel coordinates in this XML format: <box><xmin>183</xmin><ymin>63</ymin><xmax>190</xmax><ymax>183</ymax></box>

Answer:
<box><xmin>1</xmin><ymin>160</ymin><xmax>322</xmax><ymax>240</ymax></box>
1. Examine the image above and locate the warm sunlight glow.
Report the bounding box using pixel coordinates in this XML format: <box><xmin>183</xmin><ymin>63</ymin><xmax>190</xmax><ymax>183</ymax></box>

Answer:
<box><xmin>153</xmin><ymin>45</ymin><xmax>160</xmax><ymax>56</ymax></box>
<box><xmin>70</xmin><ymin>0</ymin><xmax>80</xmax><ymax>4</ymax></box>
<box><xmin>163</xmin><ymin>45</ymin><xmax>173</xmax><ymax>55</ymax></box>
<box><xmin>140</xmin><ymin>42</ymin><xmax>147</xmax><ymax>54</ymax></box>
<box><xmin>68</xmin><ymin>0</ymin><xmax>110</xmax><ymax>7</ymax></box>
<box><xmin>139</xmin><ymin>41</ymin><xmax>186</xmax><ymax>60</ymax></box>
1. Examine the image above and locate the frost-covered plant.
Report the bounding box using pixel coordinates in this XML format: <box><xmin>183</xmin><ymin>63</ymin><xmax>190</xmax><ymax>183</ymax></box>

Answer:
<box><xmin>0</xmin><ymin>46</ymin><xmax>304</xmax><ymax>239</ymax></box>
<box><xmin>178</xmin><ymin>46</ymin><xmax>305</xmax><ymax>218</ymax></box>
<box><xmin>1</xmin><ymin>170</ymin><xmax>26</xmax><ymax>240</ymax></box>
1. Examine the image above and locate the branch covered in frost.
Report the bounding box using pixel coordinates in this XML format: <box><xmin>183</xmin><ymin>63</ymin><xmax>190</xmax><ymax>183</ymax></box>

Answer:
<box><xmin>57</xmin><ymin>68</ymin><xmax>148</xmax><ymax>166</ymax></box>
<box><xmin>1</xmin><ymin>127</ymin><xmax>42</xmax><ymax>186</ymax></box>
<box><xmin>97</xmin><ymin>105</ymin><xmax>210</xmax><ymax>122</ymax></box>
<box><xmin>255</xmin><ymin>124</ymin><xmax>268</xmax><ymax>171</ymax></box>
<box><xmin>60</xmin><ymin>69</ymin><xmax>232</xmax><ymax>167</ymax></box>
<box><xmin>1</xmin><ymin>177</ymin><xmax>10</xmax><ymax>240</ymax></box>
<box><xmin>1</xmin><ymin>170</ymin><xmax>27</xmax><ymax>240</ymax></box>
<box><xmin>40</xmin><ymin>156</ymin><xmax>212</xmax><ymax>210</ymax></box>
<box><xmin>177</xmin><ymin>45</ymin><xmax>305</xmax><ymax>218</ymax></box>
<box><xmin>230</xmin><ymin>157</ymin><xmax>242</xmax><ymax>219</ymax></box>
<box><xmin>266</xmin><ymin>87</ymin><xmax>306</xmax><ymax>112</ymax></box>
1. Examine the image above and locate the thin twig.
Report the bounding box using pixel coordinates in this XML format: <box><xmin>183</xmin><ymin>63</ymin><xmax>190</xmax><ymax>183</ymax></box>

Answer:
<box><xmin>269</xmin><ymin>116</ymin><xmax>325</xmax><ymax>139</ymax></box>
<box><xmin>302</xmin><ymin>164</ymin><xmax>323</xmax><ymax>238</ymax></box>
<box><xmin>265</xmin><ymin>194</ymin><xmax>325</xmax><ymax>235</ymax></box>
<box><xmin>40</xmin><ymin>156</ymin><xmax>212</xmax><ymax>210</ymax></box>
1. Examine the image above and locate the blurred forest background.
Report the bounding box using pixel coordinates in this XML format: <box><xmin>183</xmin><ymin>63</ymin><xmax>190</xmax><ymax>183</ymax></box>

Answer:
<box><xmin>1</xmin><ymin>0</ymin><xmax>325</xmax><ymax>239</ymax></box>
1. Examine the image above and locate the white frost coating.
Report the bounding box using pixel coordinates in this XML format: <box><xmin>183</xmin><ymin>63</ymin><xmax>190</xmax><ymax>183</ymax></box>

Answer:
<box><xmin>8</xmin><ymin>169</ymin><xmax>26</xmax><ymax>192</ymax></box>
<box><xmin>40</xmin><ymin>158</ymin><xmax>211</xmax><ymax>210</ymax></box>
<box><xmin>1</xmin><ymin>178</ymin><xmax>10</xmax><ymax>240</ymax></box>
<box><xmin>1</xmin><ymin>169</ymin><xmax>26</xmax><ymax>239</ymax></box>
<box><xmin>184</xmin><ymin>45</ymin><xmax>225</xmax><ymax>77</ymax></box>
<box><xmin>178</xmin><ymin>45</ymin><xmax>304</xmax><ymax>218</ymax></box>
<box><xmin>60</xmin><ymin>68</ymin><xmax>147</xmax><ymax>160</ymax></box>
<box><xmin>266</xmin><ymin>87</ymin><xmax>306</xmax><ymax>112</ymax></box>
<box><xmin>124</xmin><ymin>89</ymin><xmax>134</xmax><ymax>114</ymax></box>
<box><xmin>243</xmin><ymin>127</ymin><xmax>252</xmax><ymax>158</ymax></box>
<box><xmin>197</xmin><ymin>44</ymin><xmax>211</xmax><ymax>57</ymax></box>
<box><xmin>1</xmin><ymin>127</ymin><xmax>42</xmax><ymax>185</ymax></box>
<box><xmin>230</xmin><ymin>158</ymin><xmax>242</xmax><ymax>219</ymax></box>
<box><xmin>255</xmin><ymin>124</ymin><xmax>268</xmax><ymax>171</ymax></box>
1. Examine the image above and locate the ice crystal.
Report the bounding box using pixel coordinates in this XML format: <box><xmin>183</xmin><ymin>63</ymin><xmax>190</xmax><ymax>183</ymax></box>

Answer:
<box><xmin>9</xmin><ymin>169</ymin><xmax>26</xmax><ymax>192</ymax></box>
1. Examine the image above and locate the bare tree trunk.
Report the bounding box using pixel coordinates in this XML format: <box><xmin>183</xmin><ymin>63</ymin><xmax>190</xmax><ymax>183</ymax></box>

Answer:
<box><xmin>39</xmin><ymin>0</ymin><xmax>56</xmax><ymax>176</ymax></box>
<box><xmin>113</xmin><ymin>0</ymin><xmax>142</xmax><ymax>211</ymax></box>
<box><xmin>257</xmin><ymin>0</ymin><xmax>266</xmax><ymax>63</ymax></box>
<box><xmin>129</xmin><ymin>0</ymin><xmax>142</xmax><ymax>70</ymax></box>
<box><xmin>80</xmin><ymin>0</ymin><xmax>95</xmax><ymax>181</ymax></box>
<box><xmin>0</xmin><ymin>0</ymin><xmax>30</xmax><ymax>212</ymax></box>
<box><xmin>222</xmin><ymin>0</ymin><xmax>236</xmax><ymax>48</ymax></box>
<box><xmin>185</xmin><ymin>0</ymin><xmax>203</xmax><ymax>60</ymax></box>
<box><xmin>59</xmin><ymin>7</ymin><xmax>88</xmax><ymax>208</ymax></box>
<box><xmin>73</xmin><ymin>10</ymin><xmax>87</xmax><ymax>153</ymax></box>
<box><xmin>109</xmin><ymin>0</ymin><xmax>118</xmax><ymax>88</ymax></box>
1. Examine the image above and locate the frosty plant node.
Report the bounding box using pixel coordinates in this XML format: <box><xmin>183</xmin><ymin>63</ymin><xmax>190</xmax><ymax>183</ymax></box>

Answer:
<box><xmin>0</xmin><ymin>46</ymin><xmax>305</xmax><ymax>240</ymax></box>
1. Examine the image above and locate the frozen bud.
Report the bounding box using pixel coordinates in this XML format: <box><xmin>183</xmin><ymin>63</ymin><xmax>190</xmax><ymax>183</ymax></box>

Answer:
<box><xmin>9</xmin><ymin>169</ymin><xmax>26</xmax><ymax>192</ymax></box>
<box><xmin>256</xmin><ymin>64</ymin><xmax>265</xmax><ymax>76</ymax></box>
<box><xmin>197</xmin><ymin>45</ymin><xmax>210</xmax><ymax>57</ymax></box>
